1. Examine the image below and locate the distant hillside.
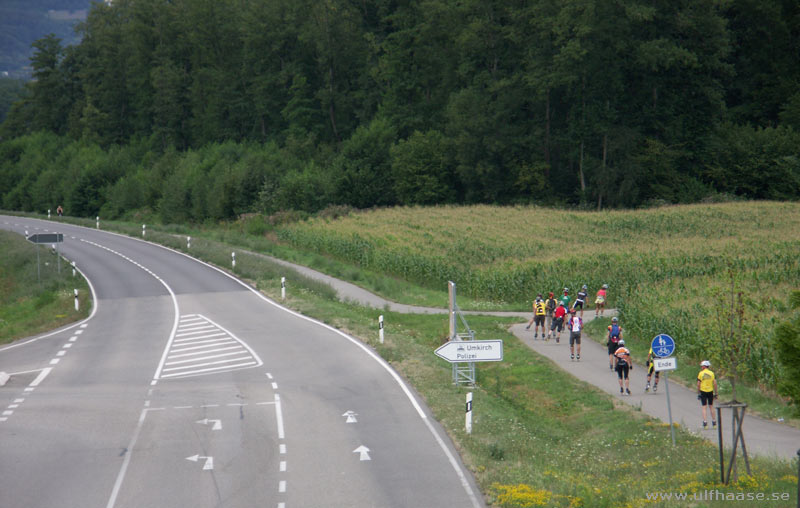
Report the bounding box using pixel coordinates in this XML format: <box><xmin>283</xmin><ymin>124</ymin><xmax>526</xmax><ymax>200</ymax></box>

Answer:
<box><xmin>0</xmin><ymin>0</ymin><xmax>91</xmax><ymax>78</ymax></box>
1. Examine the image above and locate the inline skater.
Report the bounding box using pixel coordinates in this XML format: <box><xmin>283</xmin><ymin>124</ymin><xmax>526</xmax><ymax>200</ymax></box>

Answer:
<box><xmin>645</xmin><ymin>347</ymin><xmax>660</xmax><ymax>393</ymax></box>
<box><xmin>526</xmin><ymin>294</ymin><xmax>547</xmax><ymax>339</ymax></box>
<box><xmin>614</xmin><ymin>339</ymin><xmax>632</xmax><ymax>395</ymax></box>
<box><xmin>607</xmin><ymin>317</ymin><xmax>622</xmax><ymax>370</ymax></box>
<box><xmin>595</xmin><ymin>284</ymin><xmax>608</xmax><ymax>317</ymax></box>
<box><xmin>573</xmin><ymin>284</ymin><xmax>588</xmax><ymax>318</ymax></box>
<box><xmin>567</xmin><ymin>309</ymin><xmax>582</xmax><ymax>360</ymax></box>
<box><xmin>548</xmin><ymin>301</ymin><xmax>568</xmax><ymax>343</ymax></box>
<box><xmin>545</xmin><ymin>292</ymin><xmax>557</xmax><ymax>331</ymax></box>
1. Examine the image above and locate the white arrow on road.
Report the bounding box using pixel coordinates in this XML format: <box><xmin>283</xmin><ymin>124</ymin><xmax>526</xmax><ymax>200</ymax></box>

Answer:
<box><xmin>342</xmin><ymin>410</ymin><xmax>358</xmax><ymax>423</ymax></box>
<box><xmin>196</xmin><ymin>418</ymin><xmax>222</xmax><ymax>430</ymax></box>
<box><xmin>186</xmin><ymin>454</ymin><xmax>214</xmax><ymax>470</ymax></box>
<box><xmin>353</xmin><ymin>445</ymin><xmax>371</xmax><ymax>461</ymax></box>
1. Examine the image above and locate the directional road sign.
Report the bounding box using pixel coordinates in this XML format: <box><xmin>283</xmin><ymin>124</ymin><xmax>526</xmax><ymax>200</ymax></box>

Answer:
<box><xmin>651</xmin><ymin>334</ymin><xmax>676</xmax><ymax>358</ymax></box>
<box><xmin>654</xmin><ymin>357</ymin><xmax>677</xmax><ymax>372</ymax></box>
<box><xmin>27</xmin><ymin>233</ymin><xmax>63</xmax><ymax>244</ymax></box>
<box><xmin>435</xmin><ymin>340</ymin><xmax>503</xmax><ymax>363</ymax></box>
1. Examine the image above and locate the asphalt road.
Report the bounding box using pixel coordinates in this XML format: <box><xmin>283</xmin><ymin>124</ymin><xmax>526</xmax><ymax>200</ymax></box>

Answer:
<box><xmin>0</xmin><ymin>216</ymin><xmax>483</xmax><ymax>508</ymax></box>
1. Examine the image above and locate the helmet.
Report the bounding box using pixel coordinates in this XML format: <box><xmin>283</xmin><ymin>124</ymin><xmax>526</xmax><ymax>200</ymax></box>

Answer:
<box><xmin>618</xmin><ymin>339</ymin><xmax>625</xmax><ymax>345</ymax></box>
<box><xmin>549</xmin><ymin>292</ymin><xmax>554</xmax><ymax>297</ymax></box>
<box><xmin>582</xmin><ymin>284</ymin><xmax>588</xmax><ymax>290</ymax></box>
<box><xmin>612</xmin><ymin>317</ymin><xmax>618</xmax><ymax>323</ymax></box>
<box><xmin>701</xmin><ymin>360</ymin><xmax>711</xmax><ymax>367</ymax></box>
<box><xmin>564</xmin><ymin>287</ymin><xmax>569</xmax><ymax>293</ymax></box>
<box><xmin>602</xmin><ymin>284</ymin><xmax>608</xmax><ymax>289</ymax></box>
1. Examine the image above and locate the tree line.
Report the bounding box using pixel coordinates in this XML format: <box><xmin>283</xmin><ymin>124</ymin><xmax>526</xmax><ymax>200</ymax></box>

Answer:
<box><xmin>1</xmin><ymin>0</ymin><xmax>799</xmax><ymax>221</ymax></box>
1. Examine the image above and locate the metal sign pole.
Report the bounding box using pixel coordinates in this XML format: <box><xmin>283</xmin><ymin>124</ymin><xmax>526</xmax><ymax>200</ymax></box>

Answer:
<box><xmin>665</xmin><ymin>372</ymin><xmax>675</xmax><ymax>446</ymax></box>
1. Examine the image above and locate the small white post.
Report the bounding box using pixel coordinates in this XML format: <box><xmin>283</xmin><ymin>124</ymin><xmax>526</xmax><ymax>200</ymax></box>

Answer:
<box><xmin>142</xmin><ymin>224</ymin><xmax>146</xmax><ymax>237</ymax></box>
<box><xmin>187</xmin><ymin>236</ymin><xmax>191</xmax><ymax>249</ymax></box>
<box><xmin>231</xmin><ymin>252</ymin><xmax>236</xmax><ymax>269</ymax></box>
<box><xmin>96</xmin><ymin>216</ymin><xmax>100</xmax><ymax>229</ymax></box>
<box><xmin>281</xmin><ymin>277</ymin><xmax>286</xmax><ymax>299</ymax></box>
<box><xmin>48</xmin><ymin>209</ymin><xmax>51</xmax><ymax>219</ymax></box>
<box><xmin>74</xmin><ymin>289</ymin><xmax>79</xmax><ymax>311</ymax></box>
<box><xmin>72</xmin><ymin>261</ymin><xmax>76</xmax><ymax>277</ymax></box>
<box><xmin>466</xmin><ymin>392</ymin><xmax>473</xmax><ymax>434</ymax></box>
<box><xmin>379</xmin><ymin>315</ymin><xmax>384</xmax><ymax>344</ymax></box>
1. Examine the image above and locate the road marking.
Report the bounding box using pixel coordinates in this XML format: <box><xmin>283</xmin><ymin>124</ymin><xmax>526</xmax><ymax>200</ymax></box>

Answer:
<box><xmin>271</xmin><ymin>382</ymin><xmax>278</xmax><ymax>390</ymax></box>
<box><xmin>49</xmin><ymin>359</ymin><xmax>60</xmax><ymax>365</ymax></box>
<box><xmin>64</xmin><ymin>343</ymin><xmax>73</xmax><ymax>348</ymax></box>
<box><xmin>157</xmin><ymin>315</ymin><xmax>262</xmax><ymax>380</ymax></box>
<box><xmin>280</xmin><ymin>444</ymin><xmax>286</xmax><ymax>454</ymax></box>
<box><xmin>30</xmin><ymin>368</ymin><xmax>52</xmax><ymax>386</ymax></box>
<box><xmin>8</xmin><ymin>404</ymin><xmax>19</xmax><ymax>409</ymax></box>
<box><xmin>353</xmin><ymin>445</ymin><xmax>371</xmax><ymax>461</ymax></box>
<box><xmin>278</xmin><ymin>481</ymin><xmax>286</xmax><ymax>493</ymax></box>
<box><xmin>279</xmin><ymin>461</ymin><xmax>286</xmax><ymax>472</ymax></box>
<box><xmin>196</xmin><ymin>418</ymin><xmax>222</xmax><ymax>430</ymax></box>
<box><xmin>69</xmin><ymin>336</ymin><xmax>78</xmax><ymax>342</ymax></box>
<box><xmin>2</xmin><ymin>410</ymin><xmax>12</xmax><ymax>416</ymax></box>
<box><xmin>57</xmin><ymin>350</ymin><xmax>66</xmax><ymax>357</ymax></box>
<box><xmin>75</xmin><ymin>330</ymin><xmax>83</xmax><ymax>335</ymax></box>
<box><xmin>275</xmin><ymin>394</ymin><xmax>285</xmax><ymax>440</ymax></box>
<box><xmin>14</xmin><ymin>399</ymin><xmax>24</xmax><ymax>403</ymax></box>
<box><xmin>266</xmin><ymin>372</ymin><xmax>273</xmax><ymax>379</ymax></box>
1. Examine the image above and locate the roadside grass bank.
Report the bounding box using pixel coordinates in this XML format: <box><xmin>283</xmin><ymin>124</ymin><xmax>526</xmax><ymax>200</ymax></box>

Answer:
<box><xmin>11</xmin><ymin>214</ymin><xmax>796</xmax><ymax>507</ymax></box>
<box><xmin>0</xmin><ymin>229</ymin><xmax>90</xmax><ymax>345</ymax></box>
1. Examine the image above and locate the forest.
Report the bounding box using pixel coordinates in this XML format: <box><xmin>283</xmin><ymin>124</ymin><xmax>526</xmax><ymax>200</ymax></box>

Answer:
<box><xmin>1</xmin><ymin>0</ymin><xmax>799</xmax><ymax>221</ymax></box>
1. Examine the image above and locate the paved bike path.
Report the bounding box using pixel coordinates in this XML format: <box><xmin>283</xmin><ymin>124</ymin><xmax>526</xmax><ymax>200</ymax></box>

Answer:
<box><xmin>245</xmin><ymin>250</ymin><xmax>800</xmax><ymax>461</ymax></box>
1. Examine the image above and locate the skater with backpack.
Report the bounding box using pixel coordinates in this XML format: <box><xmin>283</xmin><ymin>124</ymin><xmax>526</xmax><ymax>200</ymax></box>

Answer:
<box><xmin>607</xmin><ymin>317</ymin><xmax>623</xmax><ymax>370</ymax></box>
<box><xmin>525</xmin><ymin>294</ymin><xmax>547</xmax><ymax>339</ymax></box>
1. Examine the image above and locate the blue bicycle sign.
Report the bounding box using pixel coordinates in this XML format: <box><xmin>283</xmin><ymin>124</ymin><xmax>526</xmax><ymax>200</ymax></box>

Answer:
<box><xmin>651</xmin><ymin>334</ymin><xmax>676</xmax><ymax>358</ymax></box>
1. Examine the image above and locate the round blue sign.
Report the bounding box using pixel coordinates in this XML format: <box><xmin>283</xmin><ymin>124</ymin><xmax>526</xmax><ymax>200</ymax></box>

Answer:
<box><xmin>651</xmin><ymin>334</ymin><xmax>676</xmax><ymax>358</ymax></box>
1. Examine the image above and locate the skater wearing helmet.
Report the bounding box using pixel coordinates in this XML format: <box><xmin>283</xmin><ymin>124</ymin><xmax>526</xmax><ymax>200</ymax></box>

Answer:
<box><xmin>697</xmin><ymin>360</ymin><xmax>718</xmax><ymax>429</ymax></box>
<box><xmin>525</xmin><ymin>294</ymin><xmax>547</xmax><ymax>339</ymax></box>
<box><xmin>606</xmin><ymin>317</ymin><xmax>623</xmax><ymax>370</ymax></box>
<box><xmin>595</xmin><ymin>284</ymin><xmax>608</xmax><ymax>317</ymax></box>
<box><xmin>645</xmin><ymin>347</ymin><xmax>660</xmax><ymax>393</ymax></box>
<box><xmin>548</xmin><ymin>301</ymin><xmax>568</xmax><ymax>343</ymax></box>
<box><xmin>560</xmin><ymin>287</ymin><xmax>571</xmax><ymax>309</ymax></box>
<box><xmin>573</xmin><ymin>284</ymin><xmax>588</xmax><ymax>318</ymax></box>
<box><xmin>567</xmin><ymin>309</ymin><xmax>582</xmax><ymax>361</ymax></box>
<box><xmin>614</xmin><ymin>339</ymin><xmax>632</xmax><ymax>395</ymax></box>
<box><xmin>545</xmin><ymin>292</ymin><xmax>557</xmax><ymax>331</ymax></box>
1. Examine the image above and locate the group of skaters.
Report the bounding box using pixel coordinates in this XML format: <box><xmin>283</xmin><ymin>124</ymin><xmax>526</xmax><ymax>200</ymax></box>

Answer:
<box><xmin>525</xmin><ymin>284</ymin><xmax>609</xmax><ymax>361</ymax></box>
<box><xmin>524</xmin><ymin>285</ymin><xmax>722</xmax><ymax>428</ymax></box>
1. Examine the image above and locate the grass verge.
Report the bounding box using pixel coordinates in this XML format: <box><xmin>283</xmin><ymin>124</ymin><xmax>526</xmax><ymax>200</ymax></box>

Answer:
<box><xmin>0</xmin><ymin>229</ymin><xmax>91</xmax><ymax>345</ymax></box>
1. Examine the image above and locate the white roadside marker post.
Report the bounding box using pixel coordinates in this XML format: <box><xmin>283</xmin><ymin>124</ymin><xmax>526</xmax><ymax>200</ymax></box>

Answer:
<box><xmin>142</xmin><ymin>224</ymin><xmax>146</xmax><ymax>237</ymax></box>
<box><xmin>466</xmin><ymin>392</ymin><xmax>473</xmax><ymax>434</ymax></box>
<box><xmin>48</xmin><ymin>209</ymin><xmax>51</xmax><ymax>219</ymax></box>
<box><xmin>72</xmin><ymin>261</ymin><xmax>76</xmax><ymax>278</ymax></box>
<box><xmin>379</xmin><ymin>315</ymin><xmax>384</xmax><ymax>344</ymax></box>
<box><xmin>187</xmin><ymin>236</ymin><xmax>191</xmax><ymax>249</ymax></box>
<box><xmin>231</xmin><ymin>252</ymin><xmax>236</xmax><ymax>269</ymax></box>
<box><xmin>96</xmin><ymin>216</ymin><xmax>100</xmax><ymax>229</ymax></box>
<box><xmin>74</xmin><ymin>289</ymin><xmax>79</xmax><ymax>312</ymax></box>
<box><xmin>281</xmin><ymin>277</ymin><xmax>286</xmax><ymax>299</ymax></box>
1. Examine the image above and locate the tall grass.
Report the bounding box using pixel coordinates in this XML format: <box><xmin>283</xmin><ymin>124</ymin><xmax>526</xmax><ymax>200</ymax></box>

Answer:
<box><xmin>276</xmin><ymin>202</ymin><xmax>800</xmax><ymax>394</ymax></box>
